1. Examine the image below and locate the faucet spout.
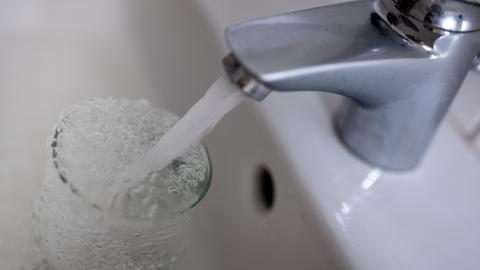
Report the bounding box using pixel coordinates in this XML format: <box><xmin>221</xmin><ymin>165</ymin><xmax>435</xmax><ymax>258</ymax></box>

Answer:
<box><xmin>223</xmin><ymin>0</ymin><xmax>480</xmax><ymax>170</ymax></box>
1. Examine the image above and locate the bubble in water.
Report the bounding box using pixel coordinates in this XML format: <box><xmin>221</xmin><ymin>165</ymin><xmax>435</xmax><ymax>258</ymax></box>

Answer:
<box><xmin>49</xmin><ymin>97</ymin><xmax>211</xmax><ymax>219</ymax></box>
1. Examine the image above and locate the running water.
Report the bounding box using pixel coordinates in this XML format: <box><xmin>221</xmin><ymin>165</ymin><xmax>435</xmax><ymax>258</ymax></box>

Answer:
<box><xmin>143</xmin><ymin>73</ymin><xmax>245</xmax><ymax>173</ymax></box>
<box><xmin>99</xmin><ymin>74</ymin><xmax>245</xmax><ymax>206</ymax></box>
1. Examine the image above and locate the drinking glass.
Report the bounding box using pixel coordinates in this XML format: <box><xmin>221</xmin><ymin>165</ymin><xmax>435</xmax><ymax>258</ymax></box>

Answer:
<box><xmin>32</xmin><ymin>98</ymin><xmax>211</xmax><ymax>270</ymax></box>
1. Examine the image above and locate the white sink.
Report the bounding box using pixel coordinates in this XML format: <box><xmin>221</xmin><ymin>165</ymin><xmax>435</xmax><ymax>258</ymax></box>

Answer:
<box><xmin>1</xmin><ymin>0</ymin><xmax>479</xmax><ymax>269</ymax></box>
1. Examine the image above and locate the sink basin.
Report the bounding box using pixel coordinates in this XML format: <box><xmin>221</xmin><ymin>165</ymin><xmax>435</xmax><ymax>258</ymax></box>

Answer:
<box><xmin>1</xmin><ymin>0</ymin><xmax>479</xmax><ymax>269</ymax></box>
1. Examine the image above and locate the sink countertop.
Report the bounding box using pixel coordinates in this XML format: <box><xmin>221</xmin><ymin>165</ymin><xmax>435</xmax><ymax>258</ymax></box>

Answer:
<box><xmin>259</xmin><ymin>91</ymin><xmax>480</xmax><ymax>270</ymax></box>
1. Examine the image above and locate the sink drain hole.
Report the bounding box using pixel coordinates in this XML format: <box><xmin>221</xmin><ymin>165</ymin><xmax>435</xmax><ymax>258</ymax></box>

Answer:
<box><xmin>255</xmin><ymin>166</ymin><xmax>275</xmax><ymax>212</ymax></box>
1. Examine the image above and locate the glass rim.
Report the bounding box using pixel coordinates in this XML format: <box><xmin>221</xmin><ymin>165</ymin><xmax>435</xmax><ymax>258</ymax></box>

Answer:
<box><xmin>47</xmin><ymin>100</ymin><xmax>213</xmax><ymax>222</ymax></box>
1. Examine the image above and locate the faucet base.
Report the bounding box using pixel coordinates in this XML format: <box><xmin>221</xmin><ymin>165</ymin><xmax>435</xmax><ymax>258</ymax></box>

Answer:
<box><xmin>336</xmin><ymin>99</ymin><xmax>425</xmax><ymax>170</ymax></box>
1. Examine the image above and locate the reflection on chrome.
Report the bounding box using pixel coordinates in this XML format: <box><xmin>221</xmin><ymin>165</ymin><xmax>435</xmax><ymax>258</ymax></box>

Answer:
<box><xmin>441</xmin><ymin>17</ymin><xmax>461</xmax><ymax>32</ymax></box>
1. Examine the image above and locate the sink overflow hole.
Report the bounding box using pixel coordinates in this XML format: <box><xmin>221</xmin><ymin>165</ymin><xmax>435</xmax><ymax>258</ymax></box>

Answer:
<box><xmin>255</xmin><ymin>166</ymin><xmax>275</xmax><ymax>212</ymax></box>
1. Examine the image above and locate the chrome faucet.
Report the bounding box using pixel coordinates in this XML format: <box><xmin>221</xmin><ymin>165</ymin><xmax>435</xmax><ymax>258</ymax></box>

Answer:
<box><xmin>223</xmin><ymin>0</ymin><xmax>480</xmax><ymax>170</ymax></box>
